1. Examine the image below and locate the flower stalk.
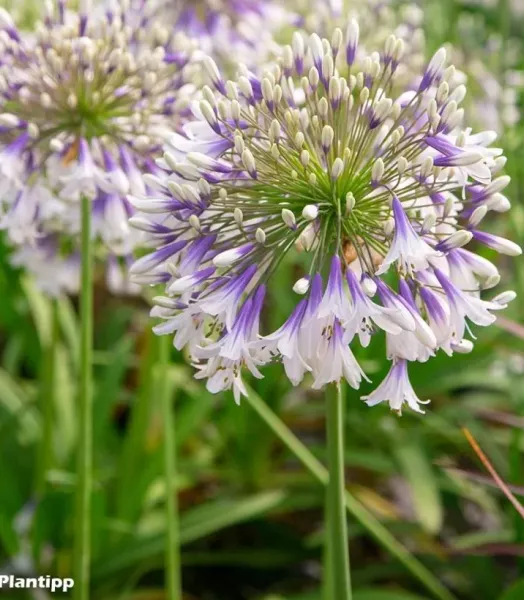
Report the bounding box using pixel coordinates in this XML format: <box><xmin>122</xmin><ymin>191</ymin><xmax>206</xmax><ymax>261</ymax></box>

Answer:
<box><xmin>326</xmin><ymin>382</ymin><xmax>352</xmax><ymax>599</ymax></box>
<box><xmin>73</xmin><ymin>195</ymin><xmax>94</xmax><ymax>600</ymax></box>
<box><xmin>159</xmin><ymin>335</ymin><xmax>182</xmax><ymax>599</ymax></box>
<box><xmin>243</xmin><ymin>384</ymin><xmax>456</xmax><ymax>600</ymax></box>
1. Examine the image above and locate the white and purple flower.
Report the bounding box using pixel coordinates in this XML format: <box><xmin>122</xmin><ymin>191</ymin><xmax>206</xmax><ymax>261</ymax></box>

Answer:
<box><xmin>0</xmin><ymin>1</ymin><xmax>197</xmax><ymax>295</ymax></box>
<box><xmin>131</xmin><ymin>18</ymin><xmax>520</xmax><ymax>410</ymax></box>
<box><xmin>362</xmin><ymin>360</ymin><xmax>430</xmax><ymax>414</ymax></box>
<box><xmin>112</xmin><ymin>0</ymin><xmax>292</xmax><ymax>71</ymax></box>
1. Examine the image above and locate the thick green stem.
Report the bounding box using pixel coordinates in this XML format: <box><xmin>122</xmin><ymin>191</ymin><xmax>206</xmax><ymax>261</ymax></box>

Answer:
<box><xmin>159</xmin><ymin>335</ymin><xmax>182</xmax><ymax>599</ymax></box>
<box><xmin>244</xmin><ymin>385</ymin><xmax>457</xmax><ymax>600</ymax></box>
<box><xmin>36</xmin><ymin>298</ymin><xmax>59</xmax><ymax>496</ymax></box>
<box><xmin>73</xmin><ymin>195</ymin><xmax>94</xmax><ymax>600</ymax></box>
<box><xmin>322</xmin><ymin>489</ymin><xmax>334</xmax><ymax>600</ymax></box>
<box><xmin>326</xmin><ymin>383</ymin><xmax>352</xmax><ymax>599</ymax></box>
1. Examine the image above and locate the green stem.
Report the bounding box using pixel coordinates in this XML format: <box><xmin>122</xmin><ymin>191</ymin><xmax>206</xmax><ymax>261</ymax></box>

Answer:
<box><xmin>244</xmin><ymin>385</ymin><xmax>457</xmax><ymax>600</ymax></box>
<box><xmin>509</xmin><ymin>386</ymin><xmax>524</xmax><ymax>575</ymax></box>
<box><xmin>159</xmin><ymin>335</ymin><xmax>182</xmax><ymax>599</ymax></box>
<box><xmin>499</xmin><ymin>0</ymin><xmax>510</xmax><ymax>79</ymax></box>
<box><xmin>36</xmin><ymin>298</ymin><xmax>59</xmax><ymax>496</ymax></box>
<box><xmin>326</xmin><ymin>383</ymin><xmax>351</xmax><ymax>599</ymax></box>
<box><xmin>323</xmin><ymin>476</ymin><xmax>334</xmax><ymax>600</ymax></box>
<box><xmin>73</xmin><ymin>195</ymin><xmax>94</xmax><ymax>600</ymax></box>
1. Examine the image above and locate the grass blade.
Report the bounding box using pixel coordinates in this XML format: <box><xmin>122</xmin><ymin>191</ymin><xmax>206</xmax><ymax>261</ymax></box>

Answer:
<box><xmin>91</xmin><ymin>490</ymin><xmax>287</xmax><ymax>582</ymax></box>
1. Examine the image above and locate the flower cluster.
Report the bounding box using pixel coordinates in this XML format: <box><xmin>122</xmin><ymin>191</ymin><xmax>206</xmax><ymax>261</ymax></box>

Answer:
<box><xmin>0</xmin><ymin>0</ymin><xmax>196</xmax><ymax>295</ymax></box>
<box><xmin>110</xmin><ymin>0</ymin><xmax>291</xmax><ymax>72</ymax></box>
<box><xmin>301</xmin><ymin>0</ymin><xmax>426</xmax><ymax>63</ymax></box>
<box><xmin>305</xmin><ymin>0</ymin><xmax>520</xmax><ymax>136</ymax></box>
<box><xmin>130</xmin><ymin>19</ymin><xmax>521</xmax><ymax>410</ymax></box>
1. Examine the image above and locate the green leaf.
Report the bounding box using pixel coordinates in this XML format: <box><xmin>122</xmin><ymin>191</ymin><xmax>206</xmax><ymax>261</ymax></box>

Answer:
<box><xmin>92</xmin><ymin>490</ymin><xmax>287</xmax><ymax>582</ymax></box>
<box><xmin>52</xmin><ymin>345</ymin><xmax>77</xmax><ymax>464</ymax></box>
<box><xmin>280</xmin><ymin>588</ymin><xmax>427</xmax><ymax>600</ymax></box>
<box><xmin>280</xmin><ymin>594</ymin><xmax>319</xmax><ymax>600</ymax></box>
<box><xmin>2</xmin><ymin>335</ymin><xmax>24</xmax><ymax>375</ymax></box>
<box><xmin>115</xmin><ymin>331</ymin><xmax>160</xmax><ymax>524</ymax></box>
<box><xmin>395</xmin><ymin>441</ymin><xmax>443</xmax><ymax>534</ymax></box>
<box><xmin>450</xmin><ymin>530</ymin><xmax>512</xmax><ymax>551</ymax></box>
<box><xmin>20</xmin><ymin>276</ymin><xmax>52</xmax><ymax>346</ymax></box>
<box><xmin>354</xmin><ymin>590</ymin><xmax>428</xmax><ymax>600</ymax></box>
<box><xmin>57</xmin><ymin>295</ymin><xmax>80</xmax><ymax>371</ymax></box>
<box><xmin>0</xmin><ymin>369</ymin><xmax>39</xmax><ymax>445</ymax></box>
<box><xmin>115</xmin><ymin>356</ymin><xmax>191</xmax><ymax>527</ymax></box>
<box><xmin>174</xmin><ymin>379</ymin><xmax>215</xmax><ymax>447</ymax></box>
<box><xmin>0</xmin><ymin>510</ymin><xmax>19</xmax><ymax>556</ymax></box>
<box><xmin>93</xmin><ymin>335</ymin><xmax>134</xmax><ymax>445</ymax></box>
<box><xmin>499</xmin><ymin>579</ymin><xmax>524</xmax><ymax>600</ymax></box>
<box><xmin>180</xmin><ymin>490</ymin><xmax>287</xmax><ymax>543</ymax></box>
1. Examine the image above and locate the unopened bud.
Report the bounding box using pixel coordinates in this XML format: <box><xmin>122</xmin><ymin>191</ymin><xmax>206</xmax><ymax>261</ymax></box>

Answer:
<box><xmin>293</xmin><ymin>277</ymin><xmax>310</xmax><ymax>295</ymax></box>
<box><xmin>452</xmin><ymin>339</ymin><xmax>474</xmax><ymax>354</ymax></box>
<box><xmin>397</xmin><ymin>156</ymin><xmax>408</xmax><ymax>174</ymax></box>
<box><xmin>469</xmin><ymin>205</ymin><xmax>488</xmax><ymax>227</ymax></box>
<box><xmin>331</xmin><ymin>157</ymin><xmax>344</xmax><ymax>179</ymax></box>
<box><xmin>281</xmin><ymin>208</ymin><xmax>296</xmax><ymax>228</ymax></box>
<box><xmin>234</xmin><ymin>207</ymin><xmax>243</xmax><ymax>227</ymax></box>
<box><xmin>361</xmin><ymin>276</ymin><xmax>377</xmax><ymax>297</ymax></box>
<box><xmin>255</xmin><ymin>228</ymin><xmax>266</xmax><ymax>244</ymax></box>
<box><xmin>302</xmin><ymin>204</ymin><xmax>318</xmax><ymax>221</ymax></box>
<box><xmin>372</xmin><ymin>158</ymin><xmax>385</xmax><ymax>183</ymax></box>
<box><xmin>189</xmin><ymin>214</ymin><xmax>201</xmax><ymax>231</ymax></box>
<box><xmin>345</xmin><ymin>192</ymin><xmax>355</xmax><ymax>215</ymax></box>
<box><xmin>322</xmin><ymin>125</ymin><xmax>334</xmax><ymax>152</ymax></box>
<box><xmin>242</xmin><ymin>149</ymin><xmax>257</xmax><ymax>177</ymax></box>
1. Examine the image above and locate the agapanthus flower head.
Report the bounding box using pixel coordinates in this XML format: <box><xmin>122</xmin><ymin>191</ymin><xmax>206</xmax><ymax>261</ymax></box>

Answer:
<box><xmin>302</xmin><ymin>0</ymin><xmax>519</xmax><ymax>136</ymax></box>
<box><xmin>109</xmin><ymin>0</ymin><xmax>291</xmax><ymax>71</ymax></box>
<box><xmin>299</xmin><ymin>0</ymin><xmax>426</xmax><ymax>76</ymax></box>
<box><xmin>0</xmin><ymin>0</ymin><xmax>197</xmax><ymax>291</ymax></box>
<box><xmin>132</xmin><ymin>18</ymin><xmax>521</xmax><ymax>410</ymax></box>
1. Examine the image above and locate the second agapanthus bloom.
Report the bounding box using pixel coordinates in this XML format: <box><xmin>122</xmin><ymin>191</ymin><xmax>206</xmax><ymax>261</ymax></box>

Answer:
<box><xmin>131</xmin><ymin>19</ymin><xmax>520</xmax><ymax>410</ymax></box>
<box><xmin>0</xmin><ymin>1</ymin><xmax>196</xmax><ymax>295</ymax></box>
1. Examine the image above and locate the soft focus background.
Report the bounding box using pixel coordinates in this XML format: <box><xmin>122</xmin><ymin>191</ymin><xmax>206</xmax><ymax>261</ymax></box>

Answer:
<box><xmin>0</xmin><ymin>0</ymin><xmax>523</xmax><ymax>599</ymax></box>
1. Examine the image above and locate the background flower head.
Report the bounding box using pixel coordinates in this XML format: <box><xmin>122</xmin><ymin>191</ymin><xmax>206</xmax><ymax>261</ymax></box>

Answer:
<box><xmin>0</xmin><ymin>0</ymin><xmax>197</xmax><ymax>293</ymax></box>
<box><xmin>106</xmin><ymin>0</ymin><xmax>293</xmax><ymax>72</ymax></box>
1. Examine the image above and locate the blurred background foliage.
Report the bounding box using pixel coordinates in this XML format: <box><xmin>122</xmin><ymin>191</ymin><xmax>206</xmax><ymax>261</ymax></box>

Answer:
<box><xmin>0</xmin><ymin>0</ymin><xmax>523</xmax><ymax>598</ymax></box>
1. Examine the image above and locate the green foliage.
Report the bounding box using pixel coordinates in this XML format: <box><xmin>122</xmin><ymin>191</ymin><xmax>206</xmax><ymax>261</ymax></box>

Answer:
<box><xmin>499</xmin><ymin>579</ymin><xmax>524</xmax><ymax>600</ymax></box>
<box><xmin>1</xmin><ymin>1</ymin><xmax>524</xmax><ymax>598</ymax></box>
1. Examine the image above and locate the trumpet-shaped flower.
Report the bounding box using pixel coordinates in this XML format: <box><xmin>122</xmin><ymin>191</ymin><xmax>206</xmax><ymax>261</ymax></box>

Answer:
<box><xmin>132</xmin><ymin>18</ymin><xmax>519</xmax><ymax>409</ymax></box>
